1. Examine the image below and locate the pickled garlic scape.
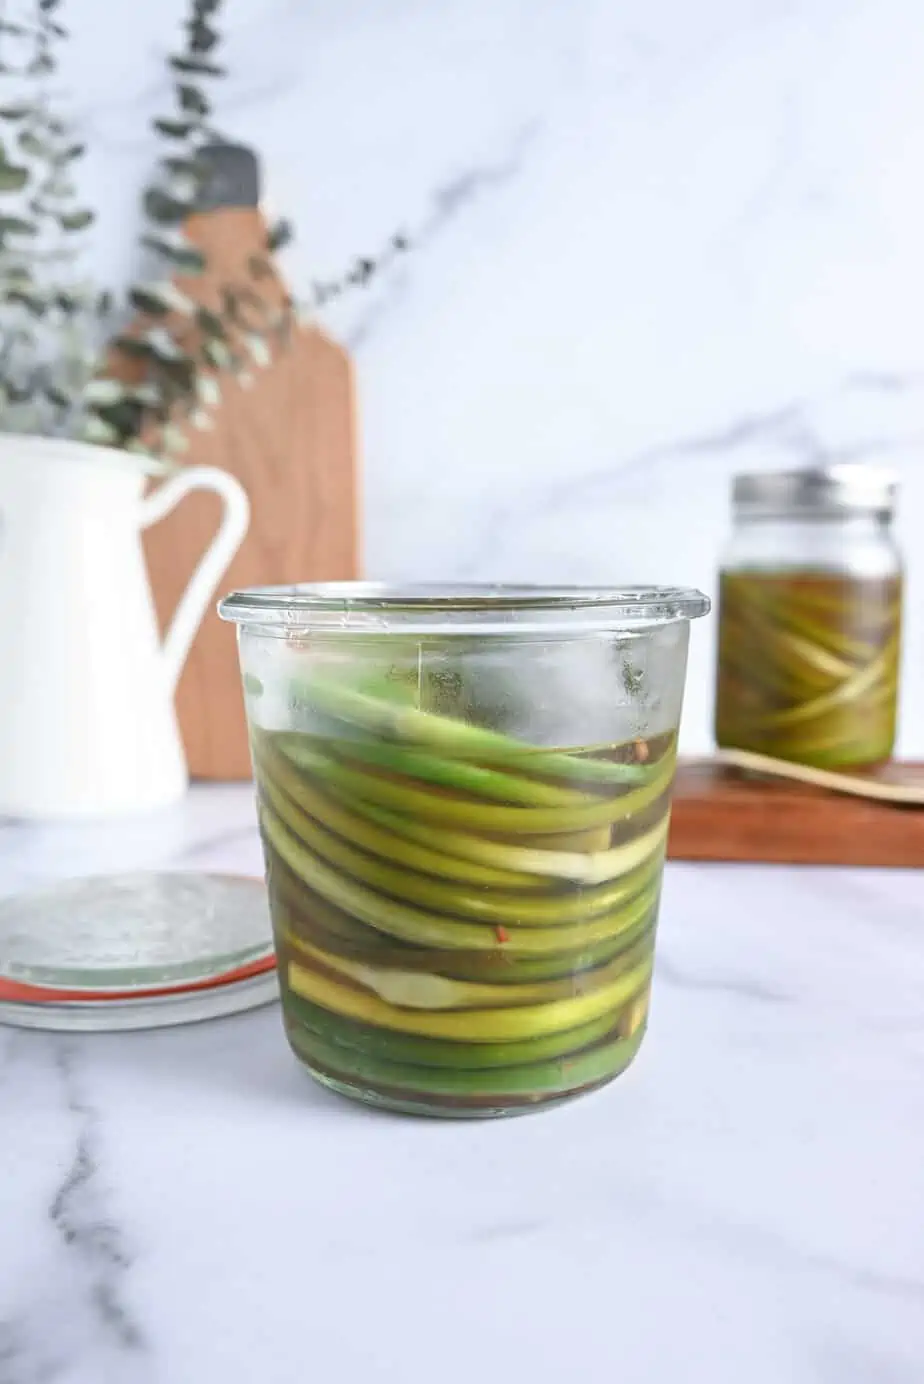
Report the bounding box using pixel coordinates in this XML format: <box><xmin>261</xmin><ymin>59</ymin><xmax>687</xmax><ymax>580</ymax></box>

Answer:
<box><xmin>715</xmin><ymin>571</ymin><xmax>901</xmax><ymax>769</ymax></box>
<box><xmin>254</xmin><ymin>676</ymin><xmax>673</xmax><ymax>1115</ymax></box>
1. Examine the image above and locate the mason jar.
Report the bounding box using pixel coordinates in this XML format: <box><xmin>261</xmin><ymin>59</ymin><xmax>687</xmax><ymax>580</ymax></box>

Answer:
<box><xmin>715</xmin><ymin>467</ymin><xmax>902</xmax><ymax>768</ymax></box>
<box><xmin>219</xmin><ymin>583</ymin><xmax>709</xmax><ymax>1117</ymax></box>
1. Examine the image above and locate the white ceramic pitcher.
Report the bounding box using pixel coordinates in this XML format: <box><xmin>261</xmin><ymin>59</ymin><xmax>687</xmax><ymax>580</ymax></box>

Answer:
<box><xmin>0</xmin><ymin>436</ymin><xmax>250</xmax><ymax>819</ymax></box>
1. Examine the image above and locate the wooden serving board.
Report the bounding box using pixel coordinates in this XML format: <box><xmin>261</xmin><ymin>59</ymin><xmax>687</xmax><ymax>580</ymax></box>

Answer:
<box><xmin>667</xmin><ymin>760</ymin><xmax>924</xmax><ymax>868</ymax></box>
<box><xmin>143</xmin><ymin>303</ymin><xmax>357</xmax><ymax>780</ymax></box>
<box><xmin>124</xmin><ymin>146</ymin><xmax>359</xmax><ymax>780</ymax></box>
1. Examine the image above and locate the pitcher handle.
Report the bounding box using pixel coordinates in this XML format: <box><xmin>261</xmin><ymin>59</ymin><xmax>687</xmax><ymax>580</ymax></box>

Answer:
<box><xmin>140</xmin><ymin>466</ymin><xmax>250</xmax><ymax>695</ymax></box>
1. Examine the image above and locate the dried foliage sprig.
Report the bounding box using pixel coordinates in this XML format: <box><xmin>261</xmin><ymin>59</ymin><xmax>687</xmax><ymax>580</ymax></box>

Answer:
<box><xmin>0</xmin><ymin>0</ymin><xmax>110</xmax><ymax>436</ymax></box>
<box><xmin>85</xmin><ymin>0</ymin><xmax>407</xmax><ymax>457</ymax></box>
<box><xmin>0</xmin><ymin>0</ymin><xmax>407</xmax><ymax>455</ymax></box>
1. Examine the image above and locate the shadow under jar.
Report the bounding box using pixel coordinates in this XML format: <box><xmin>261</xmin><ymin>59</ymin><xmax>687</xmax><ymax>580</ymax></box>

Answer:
<box><xmin>219</xmin><ymin>583</ymin><xmax>709</xmax><ymax>1117</ymax></box>
<box><xmin>715</xmin><ymin>467</ymin><xmax>902</xmax><ymax>769</ymax></box>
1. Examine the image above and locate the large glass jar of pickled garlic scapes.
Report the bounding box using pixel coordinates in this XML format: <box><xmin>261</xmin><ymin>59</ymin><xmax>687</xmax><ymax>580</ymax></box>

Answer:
<box><xmin>715</xmin><ymin>466</ymin><xmax>902</xmax><ymax>768</ymax></box>
<box><xmin>219</xmin><ymin>583</ymin><xmax>709</xmax><ymax>1118</ymax></box>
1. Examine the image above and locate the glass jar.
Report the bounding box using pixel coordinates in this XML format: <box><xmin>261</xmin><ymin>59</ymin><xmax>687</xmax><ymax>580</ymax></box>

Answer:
<box><xmin>715</xmin><ymin>467</ymin><xmax>902</xmax><ymax>768</ymax></box>
<box><xmin>219</xmin><ymin>583</ymin><xmax>709</xmax><ymax>1118</ymax></box>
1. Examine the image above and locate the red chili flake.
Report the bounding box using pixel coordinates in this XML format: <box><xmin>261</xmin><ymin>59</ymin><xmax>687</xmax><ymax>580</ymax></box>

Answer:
<box><xmin>495</xmin><ymin>925</ymin><xmax>509</xmax><ymax>944</ymax></box>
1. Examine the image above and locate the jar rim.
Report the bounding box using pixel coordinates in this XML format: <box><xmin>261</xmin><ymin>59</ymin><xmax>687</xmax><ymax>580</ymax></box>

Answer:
<box><xmin>218</xmin><ymin>582</ymin><xmax>710</xmax><ymax>634</ymax></box>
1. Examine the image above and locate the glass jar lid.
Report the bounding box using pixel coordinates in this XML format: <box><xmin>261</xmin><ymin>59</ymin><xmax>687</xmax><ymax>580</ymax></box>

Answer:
<box><xmin>732</xmin><ymin>465</ymin><xmax>897</xmax><ymax>520</ymax></box>
<box><xmin>0</xmin><ymin>873</ymin><xmax>277</xmax><ymax>1032</ymax></box>
<box><xmin>218</xmin><ymin>583</ymin><xmax>710</xmax><ymax>636</ymax></box>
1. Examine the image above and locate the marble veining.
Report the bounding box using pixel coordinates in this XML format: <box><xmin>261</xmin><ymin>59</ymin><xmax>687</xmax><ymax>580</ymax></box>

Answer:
<box><xmin>0</xmin><ymin>1036</ymin><xmax>145</xmax><ymax>1384</ymax></box>
<box><xmin>1</xmin><ymin>786</ymin><xmax>923</xmax><ymax>1383</ymax></box>
<box><xmin>46</xmin><ymin>1044</ymin><xmax>144</xmax><ymax>1349</ymax></box>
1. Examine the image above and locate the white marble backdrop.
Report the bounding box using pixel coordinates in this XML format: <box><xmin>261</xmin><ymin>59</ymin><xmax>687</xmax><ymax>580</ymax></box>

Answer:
<box><xmin>61</xmin><ymin>0</ymin><xmax>924</xmax><ymax>752</ymax></box>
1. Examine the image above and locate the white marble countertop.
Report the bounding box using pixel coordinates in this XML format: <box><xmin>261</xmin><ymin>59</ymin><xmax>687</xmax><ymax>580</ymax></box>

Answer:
<box><xmin>1</xmin><ymin>786</ymin><xmax>922</xmax><ymax>1384</ymax></box>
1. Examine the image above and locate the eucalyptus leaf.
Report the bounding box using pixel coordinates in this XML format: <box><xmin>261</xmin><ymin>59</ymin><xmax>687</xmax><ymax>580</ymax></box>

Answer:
<box><xmin>144</xmin><ymin>326</ymin><xmax>185</xmax><ymax>361</ymax></box>
<box><xmin>0</xmin><ymin>106</ymin><xmax>30</xmax><ymax>120</ymax></box>
<box><xmin>196</xmin><ymin>306</ymin><xmax>226</xmax><ymax>339</ymax></box>
<box><xmin>0</xmin><ymin>217</ymin><xmax>37</xmax><ymax>237</ymax></box>
<box><xmin>202</xmin><ymin>338</ymin><xmax>231</xmax><ymax>369</ymax></box>
<box><xmin>144</xmin><ymin>187</ymin><xmax>189</xmax><ymax>225</ymax></box>
<box><xmin>2</xmin><ymin>266</ymin><xmax>31</xmax><ymax>288</ymax></box>
<box><xmin>7</xmin><ymin>289</ymin><xmax>46</xmax><ymax>315</ymax></box>
<box><xmin>130</xmin><ymin>287</ymin><xmax>170</xmax><ymax>317</ymax></box>
<box><xmin>221</xmin><ymin>285</ymin><xmax>268</xmax><ymax>331</ymax></box>
<box><xmin>196</xmin><ymin>374</ymin><xmax>221</xmax><ymax>407</ymax></box>
<box><xmin>53</xmin><ymin>292</ymin><xmax>82</xmax><ymax>312</ymax></box>
<box><xmin>18</xmin><ymin>130</ymin><xmax>50</xmax><ymax>157</ymax></box>
<box><xmin>40</xmin><ymin>173</ymin><xmax>77</xmax><ymax>197</ymax></box>
<box><xmin>126</xmin><ymin>382</ymin><xmax>163</xmax><ymax>407</ymax></box>
<box><xmin>0</xmin><ymin>166</ymin><xmax>28</xmax><ymax>192</ymax></box>
<box><xmin>245</xmin><ymin>333</ymin><xmax>272</xmax><ymax>367</ymax></box>
<box><xmin>169</xmin><ymin>55</ymin><xmax>225</xmax><ymax>77</ymax></box>
<box><xmin>187</xmin><ymin>20</ymin><xmax>219</xmax><ymax>53</ymax></box>
<box><xmin>153</xmin><ymin>118</ymin><xmax>196</xmax><ymax>140</ymax></box>
<box><xmin>163</xmin><ymin>282</ymin><xmax>196</xmax><ymax>314</ymax></box>
<box><xmin>132</xmin><ymin>279</ymin><xmax>194</xmax><ymax>316</ymax></box>
<box><xmin>58</xmin><ymin>210</ymin><xmax>93</xmax><ymax>231</ymax></box>
<box><xmin>83</xmin><ymin>377</ymin><xmax>128</xmax><ymax>406</ymax></box>
<box><xmin>165</xmin><ymin>170</ymin><xmax>200</xmax><ymax>203</ymax></box>
<box><xmin>158</xmin><ymin>359</ymin><xmax>196</xmax><ymax>395</ymax></box>
<box><xmin>178</xmin><ymin>84</ymin><xmax>210</xmax><ymax>116</ymax></box>
<box><xmin>140</xmin><ymin>233</ymin><xmax>205</xmax><ymax>274</ymax></box>
<box><xmin>113</xmin><ymin>336</ymin><xmax>157</xmax><ymax>361</ymax></box>
<box><xmin>81</xmin><ymin>414</ymin><xmax>120</xmax><ymax>445</ymax></box>
<box><xmin>92</xmin><ymin>397</ymin><xmax>146</xmax><ymax>435</ymax></box>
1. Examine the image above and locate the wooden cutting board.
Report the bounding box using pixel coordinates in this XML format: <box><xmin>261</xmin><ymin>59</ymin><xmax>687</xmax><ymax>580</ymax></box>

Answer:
<box><xmin>142</xmin><ymin>307</ymin><xmax>357</xmax><ymax>780</ymax></box>
<box><xmin>129</xmin><ymin>146</ymin><xmax>359</xmax><ymax>779</ymax></box>
<box><xmin>667</xmin><ymin>760</ymin><xmax>924</xmax><ymax>867</ymax></box>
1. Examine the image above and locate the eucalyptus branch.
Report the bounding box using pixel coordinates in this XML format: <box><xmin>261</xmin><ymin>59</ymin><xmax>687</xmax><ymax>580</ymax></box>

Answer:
<box><xmin>0</xmin><ymin>0</ymin><xmax>108</xmax><ymax>435</ymax></box>
<box><xmin>2</xmin><ymin>0</ymin><xmax>410</xmax><ymax>452</ymax></box>
<box><xmin>81</xmin><ymin>0</ymin><xmax>409</xmax><ymax>458</ymax></box>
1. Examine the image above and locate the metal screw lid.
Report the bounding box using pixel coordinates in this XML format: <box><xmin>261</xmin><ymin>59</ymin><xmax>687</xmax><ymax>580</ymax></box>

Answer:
<box><xmin>732</xmin><ymin>465</ymin><xmax>897</xmax><ymax>520</ymax></box>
